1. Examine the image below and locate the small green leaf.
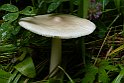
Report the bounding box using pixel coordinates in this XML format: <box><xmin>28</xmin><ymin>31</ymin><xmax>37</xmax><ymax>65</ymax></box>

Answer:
<box><xmin>12</xmin><ymin>26</ymin><xmax>20</xmax><ymax>35</ymax></box>
<box><xmin>99</xmin><ymin>60</ymin><xmax>110</xmax><ymax>67</ymax></box>
<box><xmin>47</xmin><ymin>0</ymin><xmax>62</xmax><ymax>13</ymax></box>
<box><xmin>73</xmin><ymin>0</ymin><xmax>80</xmax><ymax>5</ymax></box>
<box><xmin>8</xmin><ymin>70</ymin><xmax>18</xmax><ymax>83</ymax></box>
<box><xmin>105</xmin><ymin>65</ymin><xmax>118</xmax><ymax>71</ymax></box>
<box><xmin>98</xmin><ymin>68</ymin><xmax>109</xmax><ymax>83</ymax></box>
<box><xmin>112</xmin><ymin>67</ymin><xmax>124</xmax><ymax>83</ymax></box>
<box><xmin>2</xmin><ymin>12</ymin><xmax>19</xmax><ymax>22</ymax></box>
<box><xmin>19</xmin><ymin>6</ymin><xmax>36</xmax><ymax>15</ymax></box>
<box><xmin>0</xmin><ymin>44</ymin><xmax>16</xmax><ymax>53</ymax></box>
<box><xmin>0</xmin><ymin>4</ymin><xmax>18</xmax><ymax>12</ymax></box>
<box><xmin>82</xmin><ymin>65</ymin><xmax>98</xmax><ymax>83</ymax></box>
<box><xmin>96</xmin><ymin>21</ymin><xmax>107</xmax><ymax>38</ymax></box>
<box><xmin>0</xmin><ymin>69</ymin><xmax>12</xmax><ymax>83</ymax></box>
<box><xmin>12</xmin><ymin>73</ymin><xmax>21</xmax><ymax>83</ymax></box>
<box><xmin>0</xmin><ymin>22</ymin><xmax>14</xmax><ymax>41</ymax></box>
<box><xmin>17</xmin><ymin>47</ymin><xmax>27</xmax><ymax>61</ymax></box>
<box><xmin>15</xmin><ymin>56</ymin><xmax>36</xmax><ymax>78</ymax></box>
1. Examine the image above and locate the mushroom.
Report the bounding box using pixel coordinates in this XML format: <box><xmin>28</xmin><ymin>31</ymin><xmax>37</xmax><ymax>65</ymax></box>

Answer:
<box><xmin>18</xmin><ymin>14</ymin><xmax>96</xmax><ymax>77</ymax></box>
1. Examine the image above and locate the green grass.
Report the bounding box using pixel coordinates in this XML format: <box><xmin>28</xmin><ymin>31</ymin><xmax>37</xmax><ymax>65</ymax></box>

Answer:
<box><xmin>0</xmin><ymin>0</ymin><xmax>124</xmax><ymax>83</ymax></box>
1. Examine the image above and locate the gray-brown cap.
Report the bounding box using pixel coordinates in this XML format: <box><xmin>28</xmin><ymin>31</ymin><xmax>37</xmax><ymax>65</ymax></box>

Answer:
<box><xmin>19</xmin><ymin>14</ymin><xmax>96</xmax><ymax>39</ymax></box>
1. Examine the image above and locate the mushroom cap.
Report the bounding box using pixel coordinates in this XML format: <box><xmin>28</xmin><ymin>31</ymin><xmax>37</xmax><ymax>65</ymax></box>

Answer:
<box><xmin>19</xmin><ymin>14</ymin><xmax>96</xmax><ymax>39</ymax></box>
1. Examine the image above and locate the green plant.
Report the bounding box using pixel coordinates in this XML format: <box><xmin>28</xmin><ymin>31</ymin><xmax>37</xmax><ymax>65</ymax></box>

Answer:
<box><xmin>0</xmin><ymin>0</ymin><xmax>124</xmax><ymax>83</ymax></box>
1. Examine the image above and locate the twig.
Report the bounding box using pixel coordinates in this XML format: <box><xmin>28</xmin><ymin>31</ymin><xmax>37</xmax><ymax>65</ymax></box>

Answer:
<box><xmin>93</xmin><ymin>13</ymin><xmax>121</xmax><ymax>65</ymax></box>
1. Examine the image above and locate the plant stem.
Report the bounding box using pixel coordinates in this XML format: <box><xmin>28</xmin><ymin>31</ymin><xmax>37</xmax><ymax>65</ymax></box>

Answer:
<box><xmin>70</xmin><ymin>0</ymin><xmax>74</xmax><ymax>14</ymax></box>
<box><xmin>78</xmin><ymin>0</ymin><xmax>90</xmax><ymax>65</ymax></box>
<box><xmin>58</xmin><ymin>66</ymin><xmax>75</xmax><ymax>83</ymax></box>
<box><xmin>50</xmin><ymin>38</ymin><xmax>62</xmax><ymax>77</ymax></box>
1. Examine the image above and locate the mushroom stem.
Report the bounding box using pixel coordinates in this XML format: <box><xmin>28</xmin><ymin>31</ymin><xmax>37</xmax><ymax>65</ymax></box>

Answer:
<box><xmin>50</xmin><ymin>38</ymin><xmax>62</xmax><ymax>77</ymax></box>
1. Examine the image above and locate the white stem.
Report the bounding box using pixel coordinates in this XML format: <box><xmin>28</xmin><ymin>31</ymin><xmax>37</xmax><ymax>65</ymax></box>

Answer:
<box><xmin>50</xmin><ymin>38</ymin><xmax>62</xmax><ymax>76</ymax></box>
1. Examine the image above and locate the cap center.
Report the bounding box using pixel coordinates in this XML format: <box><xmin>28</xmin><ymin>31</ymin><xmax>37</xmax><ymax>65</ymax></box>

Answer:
<box><xmin>53</xmin><ymin>17</ymin><xmax>63</xmax><ymax>22</ymax></box>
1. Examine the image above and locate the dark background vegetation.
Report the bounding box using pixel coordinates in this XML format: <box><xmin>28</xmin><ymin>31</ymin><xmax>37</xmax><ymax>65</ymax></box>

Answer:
<box><xmin>0</xmin><ymin>0</ymin><xmax>124</xmax><ymax>83</ymax></box>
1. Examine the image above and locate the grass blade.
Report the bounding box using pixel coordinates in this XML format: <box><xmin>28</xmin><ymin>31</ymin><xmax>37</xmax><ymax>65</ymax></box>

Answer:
<box><xmin>58</xmin><ymin>66</ymin><xmax>75</xmax><ymax>83</ymax></box>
